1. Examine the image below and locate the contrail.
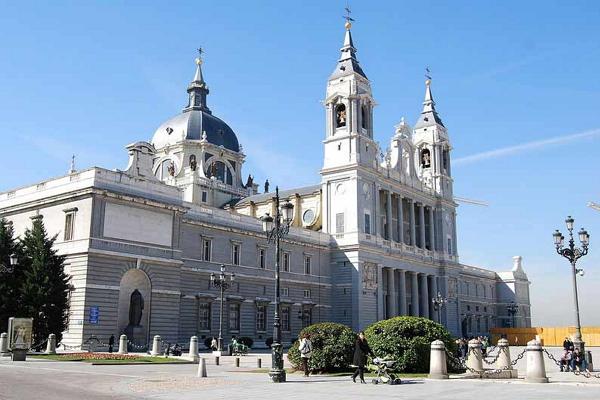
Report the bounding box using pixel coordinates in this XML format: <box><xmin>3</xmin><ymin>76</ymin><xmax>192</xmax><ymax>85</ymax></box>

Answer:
<box><xmin>453</xmin><ymin>129</ymin><xmax>600</xmax><ymax>166</ymax></box>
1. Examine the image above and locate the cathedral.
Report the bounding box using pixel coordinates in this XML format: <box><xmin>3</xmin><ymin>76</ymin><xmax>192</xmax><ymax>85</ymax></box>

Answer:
<box><xmin>0</xmin><ymin>20</ymin><xmax>531</xmax><ymax>348</ymax></box>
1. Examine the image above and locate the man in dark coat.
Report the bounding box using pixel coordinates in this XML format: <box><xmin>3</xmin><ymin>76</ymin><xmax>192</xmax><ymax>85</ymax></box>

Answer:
<box><xmin>352</xmin><ymin>332</ymin><xmax>374</xmax><ymax>384</ymax></box>
<box><xmin>108</xmin><ymin>334</ymin><xmax>115</xmax><ymax>353</ymax></box>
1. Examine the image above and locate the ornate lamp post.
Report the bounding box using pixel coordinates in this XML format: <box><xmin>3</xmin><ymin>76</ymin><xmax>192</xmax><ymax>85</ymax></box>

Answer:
<box><xmin>0</xmin><ymin>253</ymin><xmax>18</xmax><ymax>273</ymax></box>
<box><xmin>210</xmin><ymin>264</ymin><xmax>235</xmax><ymax>352</ymax></box>
<box><xmin>506</xmin><ymin>301</ymin><xmax>518</xmax><ymax>328</ymax></box>
<box><xmin>260</xmin><ymin>186</ymin><xmax>294</xmax><ymax>383</ymax></box>
<box><xmin>431</xmin><ymin>291</ymin><xmax>448</xmax><ymax>323</ymax></box>
<box><xmin>553</xmin><ymin>215</ymin><xmax>590</xmax><ymax>353</ymax></box>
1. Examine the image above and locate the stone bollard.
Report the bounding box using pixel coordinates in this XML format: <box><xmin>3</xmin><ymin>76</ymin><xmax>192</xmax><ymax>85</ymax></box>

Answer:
<box><xmin>428</xmin><ymin>340</ymin><xmax>449</xmax><ymax>379</ymax></box>
<box><xmin>257</xmin><ymin>358</ymin><xmax>262</xmax><ymax>368</ymax></box>
<box><xmin>466</xmin><ymin>339</ymin><xmax>484</xmax><ymax>373</ymax></box>
<box><xmin>496</xmin><ymin>338</ymin><xmax>512</xmax><ymax>370</ymax></box>
<box><xmin>46</xmin><ymin>334</ymin><xmax>57</xmax><ymax>355</ymax></box>
<box><xmin>525</xmin><ymin>340</ymin><xmax>548</xmax><ymax>383</ymax></box>
<box><xmin>151</xmin><ymin>335</ymin><xmax>161</xmax><ymax>356</ymax></box>
<box><xmin>0</xmin><ymin>332</ymin><xmax>9</xmax><ymax>356</ymax></box>
<box><xmin>188</xmin><ymin>336</ymin><xmax>199</xmax><ymax>362</ymax></box>
<box><xmin>197</xmin><ymin>357</ymin><xmax>207</xmax><ymax>377</ymax></box>
<box><xmin>235</xmin><ymin>357</ymin><xmax>240</xmax><ymax>367</ymax></box>
<box><xmin>118</xmin><ymin>334</ymin><xmax>128</xmax><ymax>354</ymax></box>
<box><xmin>215</xmin><ymin>356</ymin><xmax>220</xmax><ymax>366</ymax></box>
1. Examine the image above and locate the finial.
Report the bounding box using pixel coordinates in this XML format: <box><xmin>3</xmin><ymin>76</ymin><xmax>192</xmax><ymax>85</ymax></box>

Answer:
<box><xmin>400</xmin><ymin>116</ymin><xmax>405</xmax><ymax>124</ymax></box>
<box><xmin>343</xmin><ymin>3</ymin><xmax>354</xmax><ymax>30</ymax></box>
<box><xmin>196</xmin><ymin>46</ymin><xmax>204</xmax><ymax>65</ymax></box>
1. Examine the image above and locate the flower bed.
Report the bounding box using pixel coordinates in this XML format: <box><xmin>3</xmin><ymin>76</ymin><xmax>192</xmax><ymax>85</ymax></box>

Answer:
<box><xmin>30</xmin><ymin>352</ymin><xmax>190</xmax><ymax>363</ymax></box>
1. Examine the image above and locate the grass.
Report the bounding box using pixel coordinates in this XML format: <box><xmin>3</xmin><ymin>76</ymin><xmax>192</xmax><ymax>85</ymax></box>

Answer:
<box><xmin>29</xmin><ymin>353</ymin><xmax>191</xmax><ymax>364</ymax></box>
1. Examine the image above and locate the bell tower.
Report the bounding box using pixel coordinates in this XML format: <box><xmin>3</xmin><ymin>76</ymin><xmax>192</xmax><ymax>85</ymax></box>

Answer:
<box><xmin>322</xmin><ymin>18</ymin><xmax>378</xmax><ymax>172</ymax></box>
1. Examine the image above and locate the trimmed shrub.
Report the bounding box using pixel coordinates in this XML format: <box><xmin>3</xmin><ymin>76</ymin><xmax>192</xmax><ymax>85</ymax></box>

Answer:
<box><xmin>237</xmin><ymin>336</ymin><xmax>253</xmax><ymax>348</ymax></box>
<box><xmin>364</xmin><ymin>316</ymin><xmax>456</xmax><ymax>373</ymax></box>
<box><xmin>288</xmin><ymin>322</ymin><xmax>356</xmax><ymax>373</ymax></box>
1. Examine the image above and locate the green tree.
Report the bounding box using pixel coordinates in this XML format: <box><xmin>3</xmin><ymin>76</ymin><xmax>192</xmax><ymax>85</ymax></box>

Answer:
<box><xmin>20</xmin><ymin>216</ymin><xmax>70</xmax><ymax>345</ymax></box>
<box><xmin>0</xmin><ymin>218</ymin><xmax>24</xmax><ymax>331</ymax></box>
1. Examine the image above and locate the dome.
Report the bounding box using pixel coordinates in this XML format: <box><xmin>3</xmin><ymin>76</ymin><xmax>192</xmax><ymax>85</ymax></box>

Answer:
<box><xmin>151</xmin><ymin>109</ymin><xmax>240</xmax><ymax>152</ymax></box>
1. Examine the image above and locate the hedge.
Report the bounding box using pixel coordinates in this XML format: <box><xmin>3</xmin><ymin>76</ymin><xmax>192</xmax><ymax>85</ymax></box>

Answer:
<box><xmin>364</xmin><ymin>316</ymin><xmax>456</xmax><ymax>372</ymax></box>
<box><xmin>288</xmin><ymin>322</ymin><xmax>356</xmax><ymax>372</ymax></box>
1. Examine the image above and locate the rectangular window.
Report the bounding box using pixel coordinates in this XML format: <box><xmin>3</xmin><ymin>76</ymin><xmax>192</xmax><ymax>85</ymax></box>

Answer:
<box><xmin>228</xmin><ymin>303</ymin><xmax>240</xmax><ymax>331</ymax></box>
<box><xmin>336</xmin><ymin>212</ymin><xmax>345</xmax><ymax>233</ymax></box>
<box><xmin>282</xmin><ymin>252</ymin><xmax>290</xmax><ymax>272</ymax></box>
<box><xmin>301</xmin><ymin>308</ymin><xmax>312</xmax><ymax>328</ymax></box>
<box><xmin>231</xmin><ymin>243</ymin><xmax>240</xmax><ymax>265</ymax></box>
<box><xmin>281</xmin><ymin>287</ymin><xmax>289</xmax><ymax>297</ymax></box>
<box><xmin>364</xmin><ymin>213</ymin><xmax>371</xmax><ymax>234</ymax></box>
<box><xmin>201</xmin><ymin>191</ymin><xmax>207</xmax><ymax>202</ymax></box>
<box><xmin>258</xmin><ymin>248</ymin><xmax>266</xmax><ymax>269</ymax></box>
<box><xmin>203</xmin><ymin>239</ymin><xmax>212</xmax><ymax>262</ymax></box>
<box><xmin>198</xmin><ymin>302</ymin><xmax>211</xmax><ymax>331</ymax></box>
<box><xmin>64</xmin><ymin>212</ymin><xmax>75</xmax><ymax>241</ymax></box>
<box><xmin>304</xmin><ymin>256</ymin><xmax>311</xmax><ymax>275</ymax></box>
<box><xmin>303</xmin><ymin>289</ymin><xmax>311</xmax><ymax>298</ymax></box>
<box><xmin>281</xmin><ymin>306</ymin><xmax>290</xmax><ymax>332</ymax></box>
<box><xmin>256</xmin><ymin>305</ymin><xmax>266</xmax><ymax>332</ymax></box>
<box><xmin>447</xmin><ymin>237</ymin><xmax>452</xmax><ymax>255</ymax></box>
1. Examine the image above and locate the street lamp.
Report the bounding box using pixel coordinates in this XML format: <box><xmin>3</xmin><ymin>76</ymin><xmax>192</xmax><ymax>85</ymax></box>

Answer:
<box><xmin>431</xmin><ymin>291</ymin><xmax>448</xmax><ymax>323</ymax></box>
<box><xmin>260</xmin><ymin>186</ymin><xmax>294</xmax><ymax>383</ymax></box>
<box><xmin>0</xmin><ymin>253</ymin><xmax>18</xmax><ymax>273</ymax></box>
<box><xmin>506</xmin><ymin>301</ymin><xmax>518</xmax><ymax>328</ymax></box>
<box><xmin>210</xmin><ymin>264</ymin><xmax>235</xmax><ymax>353</ymax></box>
<box><xmin>553</xmin><ymin>215</ymin><xmax>590</xmax><ymax>353</ymax></box>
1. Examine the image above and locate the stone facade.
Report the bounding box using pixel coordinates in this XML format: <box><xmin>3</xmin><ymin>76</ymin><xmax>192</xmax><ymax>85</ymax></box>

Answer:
<box><xmin>0</xmin><ymin>21</ymin><xmax>530</xmax><ymax>349</ymax></box>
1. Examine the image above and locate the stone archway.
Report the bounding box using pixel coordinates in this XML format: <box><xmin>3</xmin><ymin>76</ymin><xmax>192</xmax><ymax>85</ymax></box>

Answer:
<box><xmin>117</xmin><ymin>269</ymin><xmax>151</xmax><ymax>345</ymax></box>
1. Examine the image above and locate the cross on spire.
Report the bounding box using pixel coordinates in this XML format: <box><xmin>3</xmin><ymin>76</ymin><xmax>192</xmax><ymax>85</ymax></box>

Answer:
<box><xmin>343</xmin><ymin>3</ymin><xmax>355</xmax><ymax>23</ymax></box>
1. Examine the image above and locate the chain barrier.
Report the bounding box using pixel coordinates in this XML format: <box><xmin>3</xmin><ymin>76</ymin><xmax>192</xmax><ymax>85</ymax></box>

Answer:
<box><xmin>127</xmin><ymin>340</ymin><xmax>149</xmax><ymax>351</ymax></box>
<box><xmin>30</xmin><ymin>338</ymin><xmax>48</xmax><ymax>350</ymax></box>
<box><xmin>445</xmin><ymin>348</ymin><xmax>527</xmax><ymax>377</ymax></box>
<box><xmin>57</xmin><ymin>342</ymin><xmax>82</xmax><ymax>351</ymax></box>
<box><xmin>482</xmin><ymin>348</ymin><xmax>502</xmax><ymax>365</ymax></box>
<box><xmin>543</xmin><ymin>348</ymin><xmax>600</xmax><ymax>379</ymax></box>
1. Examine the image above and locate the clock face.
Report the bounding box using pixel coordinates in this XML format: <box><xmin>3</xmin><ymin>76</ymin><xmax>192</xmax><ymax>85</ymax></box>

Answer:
<box><xmin>336</xmin><ymin>183</ymin><xmax>345</xmax><ymax>195</ymax></box>
<box><xmin>302</xmin><ymin>209</ymin><xmax>315</xmax><ymax>225</ymax></box>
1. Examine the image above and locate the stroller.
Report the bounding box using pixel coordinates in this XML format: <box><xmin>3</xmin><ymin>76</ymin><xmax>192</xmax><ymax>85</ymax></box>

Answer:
<box><xmin>371</xmin><ymin>357</ymin><xmax>402</xmax><ymax>385</ymax></box>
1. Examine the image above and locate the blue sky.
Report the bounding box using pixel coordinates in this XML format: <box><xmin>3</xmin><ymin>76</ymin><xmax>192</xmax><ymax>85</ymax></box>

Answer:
<box><xmin>0</xmin><ymin>1</ymin><xmax>599</xmax><ymax>326</ymax></box>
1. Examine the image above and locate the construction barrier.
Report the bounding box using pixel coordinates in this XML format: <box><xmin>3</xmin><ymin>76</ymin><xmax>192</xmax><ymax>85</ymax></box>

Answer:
<box><xmin>491</xmin><ymin>327</ymin><xmax>600</xmax><ymax>346</ymax></box>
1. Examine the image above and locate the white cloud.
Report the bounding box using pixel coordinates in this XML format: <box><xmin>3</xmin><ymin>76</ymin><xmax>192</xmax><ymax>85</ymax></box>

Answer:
<box><xmin>454</xmin><ymin>128</ymin><xmax>600</xmax><ymax>166</ymax></box>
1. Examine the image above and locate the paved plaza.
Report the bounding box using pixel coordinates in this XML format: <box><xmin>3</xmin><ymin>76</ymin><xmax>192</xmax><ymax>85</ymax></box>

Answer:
<box><xmin>1</xmin><ymin>347</ymin><xmax>599</xmax><ymax>400</ymax></box>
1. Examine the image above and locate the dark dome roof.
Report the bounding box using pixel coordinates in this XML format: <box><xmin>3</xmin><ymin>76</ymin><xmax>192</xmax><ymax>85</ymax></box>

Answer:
<box><xmin>151</xmin><ymin>109</ymin><xmax>240</xmax><ymax>152</ymax></box>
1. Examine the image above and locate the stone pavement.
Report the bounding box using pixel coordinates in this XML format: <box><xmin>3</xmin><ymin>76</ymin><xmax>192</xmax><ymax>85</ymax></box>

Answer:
<box><xmin>0</xmin><ymin>348</ymin><xmax>599</xmax><ymax>400</ymax></box>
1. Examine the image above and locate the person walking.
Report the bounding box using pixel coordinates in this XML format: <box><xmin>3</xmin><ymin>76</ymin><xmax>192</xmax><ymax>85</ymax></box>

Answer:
<box><xmin>108</xmin><ymin>334</ymin><xmax>115</xmax><ymax>353</ymax></box>
<box><xmin>298</xmin><ymin>333</ymin><xmax>313</xmax><ymax>377</ymax></box>
<box><xmin>352</xmin><ymin>332</ymin><xmax>374</xmax><ymax>384</ymax></box>
<box><xmin>210</xmin><ymin>337</ymin><xmax>218</xmax><ymax>351</ymax></box>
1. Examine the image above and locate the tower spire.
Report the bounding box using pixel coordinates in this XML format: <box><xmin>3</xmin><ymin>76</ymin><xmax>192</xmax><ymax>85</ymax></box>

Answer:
<box><xmin>184</xmin><ymin>47</ymin><xmax>211</xmax><ymax>114</ymax></box>
<box><xmin>414</xmin><ymin>71</ymin><xmax>444</xmax><ymax>128</ymax></box>
<box><xmin>330</xmin><ymin>6</ymin><xmax>367</xmax><ymax>80</ymax></box>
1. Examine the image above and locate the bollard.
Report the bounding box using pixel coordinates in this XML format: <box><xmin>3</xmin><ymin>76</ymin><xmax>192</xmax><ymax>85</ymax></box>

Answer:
<box><xmin>466</xmin><ymin>338</ymin><xmax>484</xmax><ymax>373</ymax></box>
<box><xmin>525</xmin><ymin>340</ymin><xmax>548</xmax><ymax>383</ymax></box>
<box><xmin>428</xmin><ymin>340</ymin><xmax>449</xmax><ymax>379</ymax></box>
<box><xmin>496</xmin><ymin>338</ymin><xmax>512</xmax><ymax>370</ymax></box>
<box><xmin>0</xmin><ymin>333</ymin><xmax>9</xmax><ymax>356</ymax></box>
<box><xmin>151</xmin><ymin>335</ymin><xmax>161</xmax><ymax>356</ymax></box>
<box><xmin>46</xmin><ymin>334</ymin><xmax>57</xmax><ymax>355</ymax></box>
<box><xmin>215</xmin><ymin>356</ymin><xmax>220</xmax><ymax>366</ymax></box>
<box><xmin>188</xmin><ymin>336</ymin><xmax>199</xmax><ymax>362</ymax></box>
<box><xmin>197</xmin><ymin>357</ymin><xmax>207</xmax><ymax>377</ymax></box>
<box><xmin>118</xmin><ymin>334</ymin><xmax>128</xmax><ymax>354</ymax></box>
<box><xmin>235</xmin><ymin>357</ymin><xmax>240</xmax><ymax>367</ymax></box>
<box><xmin>257</xmin><ymin>358</ymin><xmax>262</xmax><ymax>368</ymax></box>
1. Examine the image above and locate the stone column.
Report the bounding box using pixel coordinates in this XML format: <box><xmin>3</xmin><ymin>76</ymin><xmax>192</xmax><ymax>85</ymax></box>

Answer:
<box><xmin>428</xmin><ymin>340</ymin><xmax>449</xmax><ymax>379</ymax></box>
<box><xmin>377</xmin><ymin>265</ymin><xmax>384</xmax><ymax>320</ymax></box>
<box><xmin>525</xmin><ymin>340</ymin><xmax>548</xmax><ymax>383</ymax></box>
<box><xmin>419</xmin><ymin>204</ymin><xmax>426</xmax><ymax>249</ymax></box>
<box><xmin>375</xmin><ymin>187</ymin><xmax>381</xmax><ymax>237</ymax></box>
<box><xmin>420</xmin><ymin>273</ymin><xmax>429</xmax><ymax>319</ymax></box>
<box><xmin>398</xmin><ymin>270</ymin><xmax>407</xmax><ymax>315</ymax></box>
<box><xmin>409</xmin><ymin>199</ymin><xmax>416</xmax><ymax>246</ymax></box>
<box><xmin>189</xmin><ymin>336</ymin><xmax>199</xmax><ymax>362</ymax></box>
<box><xmin>430</xmin><ymin>276</ymin><xmax>438</xmax><ymax>321</ymax></box>
<box><xmin>386</xmin><ymin>191</ymin><xmax>393</xmax><ymax>240</ymax></box>
<box><xmin>46</xmin><ymin>334</ymin><xmax>56</xmax><ymax>355</ymax></box>
<box><xmin>0</xmin><ymin>332</ymin><xmax>9</xmax><ymax>356</ymax></box>
<box><xmin>387</xmin><ymin>268</ymin><xmax>397</xmax><ymax>317</ymax></box>
<box><xmin>151</xmin><ymin>335</ymin><xmax>161</xmax><ymax>356</ymax></box>
<box><xmin>398</xmin><ymin>195</ymin><xmax>404</xmax><ymax>245</ymax></box>
<box><xmin>429</xmin><ymin>207</ymin><xmax>435</xmax><ymax>251</ymax></box>
<box><xmin>118</xmin><ymin>334</ymin><xmax>128</xmax><ymax>354</ymax></box>
<box><xmin>466</xmin><ymin>339</ymin><xmax>484</xmax><ymax>373</ymax></box>
<box><xmin>411</xmin><ymin>272</ymin><xmax>419</xmax><ymax>316</ymax></box>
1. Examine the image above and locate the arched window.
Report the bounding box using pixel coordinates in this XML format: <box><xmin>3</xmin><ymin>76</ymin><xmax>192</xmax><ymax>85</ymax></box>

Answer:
<box><xmin>335</xmin><ymin>104</ymin><xmax>347</xmax><ymax>128</ymax></box>
<box><xmin>361</xmin><ymin>104</ymin><xmax>368</xmax><ymax>129</ymax></box>
<box><xmin>206</xmin><ymin>161</ymin><xmax>233</xmax><ymax>185</ymax></box>
<box><xmin>421</xmin><ymin>148</ymin><xmax>431</xmax><ymax>168</ymax></box>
